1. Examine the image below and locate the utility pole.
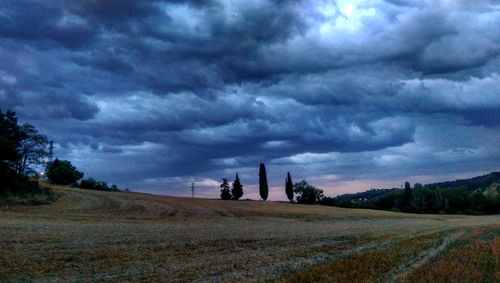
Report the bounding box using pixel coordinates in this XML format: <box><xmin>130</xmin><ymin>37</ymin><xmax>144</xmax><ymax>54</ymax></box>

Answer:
<box><xmin>191</xmin><ymin>182</ymin><xmax>195</xmax><ymax>198</ymax></box>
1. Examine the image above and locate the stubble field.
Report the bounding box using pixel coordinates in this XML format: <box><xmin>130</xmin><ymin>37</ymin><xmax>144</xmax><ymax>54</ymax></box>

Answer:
<box><xmin>0</xmin><ymin>185</ymin><xmax>498</xmax><ymax>282</ymax></box>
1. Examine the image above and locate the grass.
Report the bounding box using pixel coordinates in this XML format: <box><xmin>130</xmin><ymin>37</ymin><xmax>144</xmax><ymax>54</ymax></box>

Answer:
<box><xmin>0</xmin><ymin>184</ymin><xmax>499</xmax><ymax>282</ymax></box>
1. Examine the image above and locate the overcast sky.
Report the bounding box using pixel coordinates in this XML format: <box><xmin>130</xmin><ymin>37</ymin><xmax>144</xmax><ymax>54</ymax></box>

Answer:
<box><xmin>1</xmin><ymin>0</ymin><xmax>499</xmax><ymax>199</ymax></box>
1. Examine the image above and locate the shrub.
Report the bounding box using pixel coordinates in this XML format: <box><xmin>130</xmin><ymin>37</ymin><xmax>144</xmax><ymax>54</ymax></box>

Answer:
<box><xmin>46</xmin><ymin>159</ymin><xmax>83</xmax><ymax>185</ymax></box>
<box><xmin>294</xmin><ymin>180</ymin><xmax>323</xmax><ymax>205</ymax></box>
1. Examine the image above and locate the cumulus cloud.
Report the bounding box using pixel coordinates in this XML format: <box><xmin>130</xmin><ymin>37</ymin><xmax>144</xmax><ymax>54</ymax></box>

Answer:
<box><xmin>1</xmin><ymin>0</ymin><xmax>499</xmax><ymax>199</ymax></box>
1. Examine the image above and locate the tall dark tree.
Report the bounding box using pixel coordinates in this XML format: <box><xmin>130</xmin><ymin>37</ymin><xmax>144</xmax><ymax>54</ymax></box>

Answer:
<box><xmin>403</xmin><ymin>181</ymin><xmax>412</xmax><ymax>211</ymax></box>
<box><xmin>231</xmin><ymin>173</ymin><xmax>243</xmax><ymax>200</ymax></box>
<box><xmin>404</xmin><ymin>181</ymin><xmax>412</xmax><ymax>195</ymax></box>
<box><xmin>0</xmin><ymin>110</ymin><xmax>23</xmax><ymax>193</ymax></box>
<box><xmin>220</xmin><ymin>178</ymin><xmax>231</xmax><ymax>200</ymax></box>
<box><xmin>46</xmin><ymin>159</ymin><xmax>84</xmax><ymax>185</ymax></box>
<box><xmin>259</xmin><ymin>163</ymin><xmax>268</xmax><ymax>201</ymax></box>
<box><xmin>0</xmin><ymin>110</ymin><xmax>22</xmax><ymax>168</ymax></box>
<box><xmin>285</xmin><ymin>172</ymin><xmax>294</xmax><ymax>202</ymax></box>
<box><xmin>16</xmin><ymin>124</ymin><xmax>49</xmax><ymax>176</ymax></box>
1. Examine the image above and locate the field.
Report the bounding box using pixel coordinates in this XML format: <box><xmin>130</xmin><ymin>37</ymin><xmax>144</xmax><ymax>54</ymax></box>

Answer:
<box><xmin>1</xmin><ymin>185</ymin><xmax>499</xmax><ymax>282</ymax></box>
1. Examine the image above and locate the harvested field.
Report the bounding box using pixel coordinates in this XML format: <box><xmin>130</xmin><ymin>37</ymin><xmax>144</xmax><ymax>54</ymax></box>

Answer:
<box><xmin>1</xmin><ymin>185</ymin><xmax>499</xmax><ymax>282</ymax></box>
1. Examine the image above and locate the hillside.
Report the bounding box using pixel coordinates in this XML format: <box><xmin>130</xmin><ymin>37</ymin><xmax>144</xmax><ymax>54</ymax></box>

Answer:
<box><xmin>325</xmin><ymin>172</ymin><xmax>500</xmax><ymax>214</ymax></box>
<box><xmin>1</xmin><ymin>184</ymin><xmax>499</xmax><ymax>282</ymax></box>
<box><xmin>425</xmin><ymin>171</ymin><xmax>500</xmax><ymax>190</ymax></box>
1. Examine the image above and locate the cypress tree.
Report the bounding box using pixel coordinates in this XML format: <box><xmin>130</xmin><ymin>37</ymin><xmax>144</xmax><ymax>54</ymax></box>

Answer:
<box><xmin>231</xmin><ymin>173</ymin><xmax>243</xmax><ymax>200</ymax></box>
<box><xmin>259</xmin><ymin>163</ymin><xmax>268</xmax><ymax>201</ymax></box>
<box><xmin>220</xmin><ymin>178</ymin><xmax>231</xmax><ymax>200</ymax></box>
<box><xmin>286</xmin><ymin>171</ymin><xmax>294</xmax><ymax>202</ymax></box>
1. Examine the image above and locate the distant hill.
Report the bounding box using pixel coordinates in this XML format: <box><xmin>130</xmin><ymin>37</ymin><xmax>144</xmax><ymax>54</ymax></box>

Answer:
<box><xmin>322</xmin><ymin>188</ymin><xmax>397</xmax><ymax>205</ymax></box>
<box><xmin>322</xmin><ymin>171</ymin><xmax>500</xmax><ymax>215</ymax></box>
<box><xmin>425</xmin><ymin>172</ymin><xmax>500</xmax><ymax>190</ymax></box>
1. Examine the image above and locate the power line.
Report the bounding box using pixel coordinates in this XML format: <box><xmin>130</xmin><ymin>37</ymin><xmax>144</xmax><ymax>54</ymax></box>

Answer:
<box><xmin>191</xmin><ymin>182</ymin><xmax>195</xmax><ymax>198</ymax></box>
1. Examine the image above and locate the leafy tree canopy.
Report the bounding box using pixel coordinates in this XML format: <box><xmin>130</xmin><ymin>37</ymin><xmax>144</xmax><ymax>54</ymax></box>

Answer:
<box><xmin>294</xmin><ymin>180</ymin><xmax>323</xmax><ymax>205</ymax></box>
<box><xmin>46</xmin><ymin>159</ymin><xmax>84</xmax><ymax>185</ymax></box>
<box><xmin>0</xmin><ymin>110</ymin><xmax>22</xmax><ymax>164</ymax></box>
<box><xmin>16</xmin><ymin>124</ymin><xmax>49</xmax><ymax>176</ymax></box>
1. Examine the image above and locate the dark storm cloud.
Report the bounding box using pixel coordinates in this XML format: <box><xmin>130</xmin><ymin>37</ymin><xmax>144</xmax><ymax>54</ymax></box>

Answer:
<box><xmin>1</xmin><ymin>0</ymin><xmax>499</xmax><ymax>197</ymax></box>
<box><xmin>0</xmin><ymin>1</ymin><xmax>98</xmax><ymax>49</ymax></box>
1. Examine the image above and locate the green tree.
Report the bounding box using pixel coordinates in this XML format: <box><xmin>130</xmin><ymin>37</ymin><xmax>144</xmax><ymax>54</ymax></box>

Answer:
<box><xmin>259</xmin><ymin>163</ymin><xmax>268</xmax><ymax>201</ymax></box>
<box><xmin>46</xmin><ymin>159</ymin><xmax>84</xmax><ymax>185</ymax></box>
<box><xmin>294</xmin><ymin>180</ymin><xmax>323</xmax><ymax>205</ymax></box>
<box><xmin>220</xmin><ymin>178</ymin><xmax>231</xmax><ymax>200</ymax></box>
<box><xmin>15</xmin><ymin>124</ymin><xmax>49</xmax><ymax>176</ymax></box>
<box><xmin>285</xmin><ymin>171</ymin><xmax>294</xmax><ymax>202</ymax></box>
<box><xmin>231</xmin><ymin>173</ymin><xmax>243</xmax><ymax>200</ymax></box>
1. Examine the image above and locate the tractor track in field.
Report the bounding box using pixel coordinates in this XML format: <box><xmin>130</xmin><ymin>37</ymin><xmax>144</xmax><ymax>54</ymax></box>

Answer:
<box><xmin>383</xmin><ymin>230</ymin><xmax>464</xmax><ymax>283</ymax></box>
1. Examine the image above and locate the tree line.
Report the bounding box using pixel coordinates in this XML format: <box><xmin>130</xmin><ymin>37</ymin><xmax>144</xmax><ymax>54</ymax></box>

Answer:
<box><xmin>219</xmin><ymin>163</ymin><xmax>324</xmax><ymax>204</ymax></box>
<box><xmin>1</xmin><ymin>109</ymin><xmax>122</xmax><ymax>203</ymax></box>
<box><xmin>321</xmin><ymin>179</ymin><xmax>500</xmax><ymax>215</ymax></box>
<box><xmin>219</xmin><ymin>162</ymin><xmax>499</xmax><ymax>215</ymax></box>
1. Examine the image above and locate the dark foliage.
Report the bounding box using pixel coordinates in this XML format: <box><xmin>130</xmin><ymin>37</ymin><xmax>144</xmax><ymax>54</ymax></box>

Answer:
<box><xmin>0</xmin><ymin>110</ymin><xmax>22</xmax><ymax>194</ymax></box>
<box><xmin>46</xmin><ymin>158</ymin><xmax>84</xmax><ymax>185</ymax></box>
<box><xmin>285</xmin><ymin>171</ymin><xmax>294</xmax><ymax>202</ymax></box>
<box><xmin>0</xmin><ymin>110</ymin><xmax>46</xmax><ymax>197</ymax></box>
<box><xmin>0</xmin><ymin>110</ymin><xmax>22</xmax><ymax>163</ymax></box>
<box><xmin>259</xmin><ymin>163</ymin><xmax>268</xmax><ymax>201</ymax></box>
<box><xmin>320</xmin><ymin>188</ymin><xmax>396</xmax><ymax>208</ymax></box>
<box><xmin>220</xmin><ymin>178</ymin><xmax>231</xmax><ymax>200</ymax></box>
<box><xmin>0</xmin><ymin>179</ymin><xmax>57</xmax><ymax>205</ymax></box>
<box><xmin>395</xmin><ymin>181</ymin><xmax>412</xmax><ymax>211</ymax></box>
<box><xmin>322</xmin><ymin>173</ymin><xmax>500</xmax><ymax>214</ymax></box>
<box><xmin>231</xmin><ymin>173</ymin><xmax>243</xmax><ymax>200</ymax></box>
<box><xmin>294</xmin><ymin>180</ymin><xmax>323</xmax><ymax>205</ymax></box>
<box><xmin>15</xmin><ymin>124</ymin><xmax>49</xmax><ymax>176</ymax></box>
<box><xmin>79</xmin><ymin>178</ymin><xmax>120</xmax><ymax>192</ymax></box>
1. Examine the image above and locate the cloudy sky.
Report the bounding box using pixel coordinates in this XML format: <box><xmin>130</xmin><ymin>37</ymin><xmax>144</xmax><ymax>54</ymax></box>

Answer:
<box><xmin>1</xmin><ymin>0</ymin><xmax>499</xmax><ymax>200</ymax></box>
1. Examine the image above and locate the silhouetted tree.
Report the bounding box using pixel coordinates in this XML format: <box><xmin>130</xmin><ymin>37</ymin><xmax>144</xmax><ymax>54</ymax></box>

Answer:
<box><xmin>231</xmin><ymin>173</ymin><xmax>243</xmax><ymax>200</ymax></box>
<box><xmin>220</xmin><ymin>178</ymin><xmax>231</xmax><ymax>200</ymax></box>
<box><xmin>0</xmin><ymin>110</ymin><xmax>22</xmax><ymax>170</ymax></box>
<box><xmin>402</xmin><ymin>181</ymin><xmax>412</xmax><ymax>211</ymax></box>
<box><xmin>79</xmin><ymin>178</ymin><xmax>116</xmax><ymax>191</ymax></box>
<box><xmin>0</xmin><ymin>110</ymin><xmax>23</xmax><ymax>193</ymax></box>
<box><xmin>294</xmin><ymin>180</ymin><xmax>323</xmax><ymax>205</ymax></box>
<box><xmin>46</xmin><ymin>159</ymin><xmax>84</xmax><ymax>185</ymax></box>
<box><xmin>285</xmin><ymin>172</ymin><xmax>294</xmax><ymax>202</ymax></box>
<box><xmin>259</xmin><ymin>163</ymin><xmax>268</xmax><ymax>200</ymax></box>
<box><xmin>16</xmin><ymin>124</ymin><xmax>49</xmax><ymax>176</ymax></box>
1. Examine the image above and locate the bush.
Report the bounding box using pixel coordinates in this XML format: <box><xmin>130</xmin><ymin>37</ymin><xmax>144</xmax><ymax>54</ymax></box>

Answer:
<box><xmin>46</xmin><ymin>159</ymin><xmax>83</xmax><ymax>185</ymax></box>
<box><xmin>79</xmin><ymin>178</ymin><xmax>119</xmax><ymax>191</ymax></box>
<box><xmin>294</xmin><ymin>180</ymin><xmax>323</xmax><ymax>205</ymax></box>
<box><xmin>0</xmin><ymin>179</ymin><xmax>58</xmax><ymax>205</ymax></box>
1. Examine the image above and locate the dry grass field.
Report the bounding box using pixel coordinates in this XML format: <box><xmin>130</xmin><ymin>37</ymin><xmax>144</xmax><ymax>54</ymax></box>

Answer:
<box><xmin>1</xmin><ymin>184</ymin><xmax>499</xmax><ymax>282</ymax></box>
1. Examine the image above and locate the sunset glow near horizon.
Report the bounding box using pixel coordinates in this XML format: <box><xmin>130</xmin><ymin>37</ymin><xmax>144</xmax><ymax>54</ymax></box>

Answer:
<box><xmin>1</xmin><ymin>0</ymin><xmax>499</xmax><ymax>200</ymax></box>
